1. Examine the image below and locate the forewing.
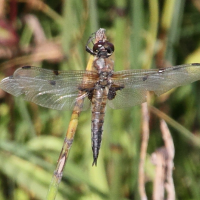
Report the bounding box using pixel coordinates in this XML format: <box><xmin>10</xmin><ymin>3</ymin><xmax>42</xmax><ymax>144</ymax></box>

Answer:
<box><xmin>108</xmin><ymin>63</ymin><xmax>200</xmax><ymax>109</ymax></box>
<box><xmin>0</xmin><ymin>66</ymin><xmax>98</xmax><ymax>110</ymax></box>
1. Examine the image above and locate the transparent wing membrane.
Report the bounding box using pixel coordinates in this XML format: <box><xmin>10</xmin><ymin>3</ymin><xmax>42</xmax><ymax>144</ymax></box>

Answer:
<box><xmin>0</xmin><ymin>66</ymin><xmax>97</xmax><ymax>110</ymax></box>
<box><xmin>109</xmin><ymin>63</ymin><xmax>200</xmax><ymax>109</ymax></box>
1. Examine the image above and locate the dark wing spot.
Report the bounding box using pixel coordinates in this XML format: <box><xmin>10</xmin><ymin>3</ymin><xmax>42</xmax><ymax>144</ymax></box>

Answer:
<box><xmin>108</xmin><ymin>88</ymin><xmax>116</xmax><ymax>100</ymax></box>
<box><xmin>111</xmin><ymin>85</ymin><xmax>124</xmax><ymax>91</ymax></box>
<box><xmin>143</xmin><ymin>75</ymin><xmax>148</xmax><ymax>81</ymax></box>
<box><xmin>53</xmin><ymin>70</ymin><xmax>59</xmax><ymax>75</ymax></box>
<box><xmin>22</xmin><ymin>66</ymin><xmax>32</xmax><ymax>69</ymax></box>
<box><xmin>192</xmin><ymin>63</ymin><xmax>200</xmax><ymax>66</ymax></box>
<box><xmin>107</xmin><ymin>85</ymin><xmax>124</xmax><ymax>100</ymax></box>
<box><xmin>78</xmin><ymin>86</ymin><xmax>94</xmax><ymax>101</ymax></box>
<box><xmin>49</xmin><ymin>80</ymin><xmax>56</xmax><ymax>85</ymax></box>
<box><xmin>87</xmin><ymin>91</ymin><xmax>93</xmax><ymax>101</ymax></box>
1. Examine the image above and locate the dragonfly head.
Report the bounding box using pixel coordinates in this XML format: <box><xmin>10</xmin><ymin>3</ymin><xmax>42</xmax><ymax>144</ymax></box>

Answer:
<box><xmin>86</xmin><ymin>28</ymin><xmax>114</xmax><ymax>58</ymax></box>
<box><xmin>93</xmin><ymin>40</ymin><xmax>114</xmax><ymax>58</ymax></box>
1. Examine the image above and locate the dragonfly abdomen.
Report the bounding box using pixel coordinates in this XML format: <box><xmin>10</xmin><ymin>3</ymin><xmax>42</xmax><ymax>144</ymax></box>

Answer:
<box><xmin>91</xmin><ymin>88</ymin><xmax>108</xmax><ymax>166</ymax></box>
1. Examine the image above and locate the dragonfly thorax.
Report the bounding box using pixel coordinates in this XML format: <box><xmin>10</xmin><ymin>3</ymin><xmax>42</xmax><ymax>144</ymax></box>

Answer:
<box><xmin>94</xmin><ymin>58</ymin><xmax>114</xmax><ymax>72</ymax></box>
<box><xmin>98</xmin><ymin>71</ymin><xmax>112</xmax><ymax>87</ymax></box>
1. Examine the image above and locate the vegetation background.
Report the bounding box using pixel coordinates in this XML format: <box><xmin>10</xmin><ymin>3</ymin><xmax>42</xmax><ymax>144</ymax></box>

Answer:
<box><xmin>0</xmin><ymin>0</ymin><xmax>200</xmax><ymax>199</ymax></box>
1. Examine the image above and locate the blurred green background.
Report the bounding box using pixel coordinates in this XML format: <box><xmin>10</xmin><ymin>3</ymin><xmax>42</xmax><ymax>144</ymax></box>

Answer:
<box><xmin>1</xmin><ymin>0</ymin><xmax>200</xmax><ymax>199</ymax></box>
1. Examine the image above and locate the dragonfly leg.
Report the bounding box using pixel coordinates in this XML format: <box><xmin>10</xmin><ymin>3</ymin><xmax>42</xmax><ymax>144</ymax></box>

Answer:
<box><xmin>85</xmin><ymin>33</ymin><xmax>96</xmax><ymax>55</ymax></box>
<box><xmin>86</xmin><ymin>45</ymin><xmax>96</xmax><ymax>55</ymax></box>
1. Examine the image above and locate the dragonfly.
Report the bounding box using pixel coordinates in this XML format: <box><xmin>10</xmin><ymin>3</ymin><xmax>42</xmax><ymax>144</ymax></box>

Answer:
<box><xmin>1</xmin><ymin>28</ymin><xmax>200</xmax><ymax>166</ymax></box>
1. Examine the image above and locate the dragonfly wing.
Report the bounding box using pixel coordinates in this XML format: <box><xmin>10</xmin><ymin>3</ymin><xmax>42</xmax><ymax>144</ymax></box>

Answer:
<box><xmin>107</xmin><ymin>87</ymin><xmax>147</xmax><ymax>109</ymax></box>
<box><xmin>0</xmin><ymin>66</ymin><xmax>97</xmax><ymax>110</ymax></box>
<box><xmin>144</xmin><ymin>63</ymin><xmax>200</xmax><ymax>95</ymax></box>
<box><xmin>0</xmin><ymin>76</ymin><xmax>24</xmax><ymax>96</ymax></box>
<box><xmin>108</xmin><ymin>63</ymin><xmax>200</xmax><ymax>109</ymax></box>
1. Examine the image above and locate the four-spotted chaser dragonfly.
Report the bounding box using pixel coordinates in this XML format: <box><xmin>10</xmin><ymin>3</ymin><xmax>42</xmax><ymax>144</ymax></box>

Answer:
<box><xmin>1</xmin><ymin>28</ymin><xmax>200</xmax><ymax>165</ymax></box>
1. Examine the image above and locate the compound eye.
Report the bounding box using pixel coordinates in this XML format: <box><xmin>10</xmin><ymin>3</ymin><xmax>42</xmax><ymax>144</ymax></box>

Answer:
<box><xmin>105</xmin><ymin>42</ymin><xmax>114</xmax><ymax>54</ymax></box>
<box><xmin>93</xmin><ymin>41</ymin><xmax>104</xmax><ymax>52</ymax></box>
